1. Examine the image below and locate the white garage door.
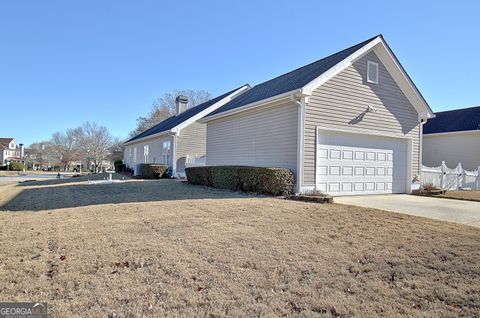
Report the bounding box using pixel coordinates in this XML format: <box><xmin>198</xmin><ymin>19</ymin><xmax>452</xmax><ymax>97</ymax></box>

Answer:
<box><xmin>316</xmin><ymin>131</ymin><xmax>408</xmax><ymax>195</ymax></box>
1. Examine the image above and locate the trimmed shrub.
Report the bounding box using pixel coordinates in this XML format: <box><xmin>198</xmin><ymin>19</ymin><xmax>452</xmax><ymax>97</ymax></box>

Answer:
<box><xmin>185</xmin><ymin>165</ymin><xmax>294</xmax><ymax>196</ymax></box>
<box><xmin>209</xmin><ymin>166</ymin><xmax>240</xmax><ymax>190</ymax></box>
<box><xmin>185</xmin><ymin>166</ymin><xmax>211</xmax><ymax>186</ymax></box>
<box><xmin>138</xmin><ymin>164</ymin><xmax>168</xmax><ymax>179</ymax></box>
<box><xmin>9</xmin><ymin>162</ymin><xmax>25</xmax><ymax>171</ymax></box>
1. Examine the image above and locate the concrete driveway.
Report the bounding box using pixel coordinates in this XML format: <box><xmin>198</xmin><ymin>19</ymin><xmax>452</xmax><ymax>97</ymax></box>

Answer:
<box><xmin>335</xmin><ymin>194</ymin><xmax>480</xmax><ymax>228</ymax></box>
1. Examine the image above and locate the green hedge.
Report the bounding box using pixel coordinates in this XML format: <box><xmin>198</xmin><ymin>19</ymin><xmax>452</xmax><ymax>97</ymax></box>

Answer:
<box><xmin>185</xmin><ymin>166</ymin><xmax>294</xmax><ymax>196</ymax></box>
<box><xmin>114</xmin><ymin>160</ymin><xmax>123</xmax><ymax>172</ymax></box>
<box><xmin>138</xmin><ymin>164</ymin><xmax>168</xmax><ymax>179</ymax></box>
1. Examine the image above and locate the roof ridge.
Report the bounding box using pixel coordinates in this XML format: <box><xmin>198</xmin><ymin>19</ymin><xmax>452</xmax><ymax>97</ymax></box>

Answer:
<box><xmin>208</xmin><ymin>35</ymin><xmax>383</xmax><ymax>117</ymax></box>
<box><xmin>125</xmin><ymin>84</ymin><xmax>248</xmax><ymax>143</ymax></box>
<box><xmin>434</xmin><ymin>105</ymin><xmax>480</xmax><ymax>114</ymax></box>
<box><xmin>249</xmin><ymin>35</ymin><xmax>381</xmax><ymax>88</ymax></box>
<box><xmin>164</xmin><ymin>84</ymin><xmax>248</xmax><ymax>121</ymax></box>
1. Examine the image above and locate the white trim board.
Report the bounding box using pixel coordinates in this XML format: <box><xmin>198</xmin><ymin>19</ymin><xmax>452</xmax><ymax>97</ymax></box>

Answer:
<box><xmin>314</xmin><ymin>125</ymin><xmax>415</xmax><ymax>142</ymax></box>
<box><xmin>303</xmin><ymin>36</ymin><xmax>434</xmax><ymax>121</ymax></box>
<box><xmin>302</xmin><ymin>37</ymin><xmax>383</xmax><ymax>95</ymax></box>
<box><xmin>203</xmin><ymin>35</ymin><xmax>434</xmax><ymax>125</ymax></box>
<box><xmin>200</xmin><ymin>88</ymin><xmax>302</xmax><ymax>123</ymax></box>
<box><xmin>124</xmin><ymin>131</ymin><xmax>172</xmax><ymax>146</ymax></box>
<box><xmin>173</xmin><ymin>85</ymin><xmax>250</xmax><ymax>134</ymax></box>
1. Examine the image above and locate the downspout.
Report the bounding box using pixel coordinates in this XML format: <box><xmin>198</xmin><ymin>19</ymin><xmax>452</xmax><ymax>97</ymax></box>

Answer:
<box><xmin>418</xmin><ymin>118</ymin><xmax>425</xmax><ymax>182</ymax></box>
<box><xmin>292</xmin><ymin>95</ymin><xmax>306</xmax><ymax>193</ymax></box>
<box><xmin>171</xmin><ymin>132</ymin><xmax>177</xmax><ymax>178</ymax></box>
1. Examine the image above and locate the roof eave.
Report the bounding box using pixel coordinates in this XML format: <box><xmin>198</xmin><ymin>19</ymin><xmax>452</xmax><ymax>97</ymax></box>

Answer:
<box><xmin>172</xmin><ymin>84</ymin><xmax>250</xmax><ymax>132</ymax></box>
<box><xmin>123</xmin><ymin>130</ymin><xmax>173</xmax><ymax>146</ymax></box>
<box><xmin>125</xmin><ymin>85</ymin><xmax>250</xmax><ymax>144</ymax></box>
<box><xmin>203</xmin><ymin>35</ymin><xmax>433</xmax><ymax>123</ymax></box>
<box><xmin>301</xmin><ymin>36</ymin><xmax>384</xmax><ymax>95</ymax></box>
<box><xmin>423</xmin><ymin>129</ymin><xmax>480</xmax><ymax>137</ymax></box>
<box><xmin>303</xmin><ymin>35</ymin><xmax>434</xmax><ymax>121</ymax></box>
<box><xmin>374</xmin><ymin>38</ymin><xmax>435</xmax><ymax>120</ymax></box>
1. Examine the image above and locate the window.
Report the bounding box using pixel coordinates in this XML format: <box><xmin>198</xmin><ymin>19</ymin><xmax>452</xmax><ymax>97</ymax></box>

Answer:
<box><xmin>367</xmin><ymin>60</ymin><xmax>379</xmax><ymax>84</ymax></box>
<box><xmin>144</xmin><ymin>145</ymin><xmax>149</xmax><ymax>163</ymax></box>
<box><xmin>162</xmin><ymin>141</ymin><xmax>171</xmax><ymax>165</ymax></box>
<box><xmin>133</xmin><ymin>147</ymin><xmax>137</xmax><ymax>163</ymax></box>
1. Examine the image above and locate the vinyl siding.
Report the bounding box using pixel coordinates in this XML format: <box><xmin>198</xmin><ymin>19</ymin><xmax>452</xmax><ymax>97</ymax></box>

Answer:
<box><xmin>124</xmin><ymin>135</ymin><xmax>173</xmax><ymax>168</ymax></box>
<box><xmin>423</xmin><ymin>132</ymin><xmax>480</xmax><ymax>171</ymax></box>
<box><xmin>206</xmin><ymin>100</ymin><xmax>298</xmax><ymax>176</ymax></box>
<box><xmin>176</xmin><ymin>121</ymin><xmax>207</xmax><ymax>173</ymax></box>
<box><xmin>303</xmin><ymin>51</ymin><xmax>421</xmax><ymax>185</ymax></box>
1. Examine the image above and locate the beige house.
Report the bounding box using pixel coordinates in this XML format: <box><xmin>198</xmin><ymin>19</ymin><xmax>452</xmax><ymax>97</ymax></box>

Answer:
<box><xmin>201</xmin><ymin>35</ymin><xmax>434</xmax><ymax>195</ymax></box>
<box><xmin>0</xmin><ymin>138</ymin><xmax>23</xmax><ymax>166</ymax></box>
<box><xmin>423</xmin><ymin>106</ymin><xmax>480</xmax><ymax>171</ymax></box>
<box><xmin>124</xmin><ymin>85</ymin><xmax>249</xmax><ymax>177</ymax></box>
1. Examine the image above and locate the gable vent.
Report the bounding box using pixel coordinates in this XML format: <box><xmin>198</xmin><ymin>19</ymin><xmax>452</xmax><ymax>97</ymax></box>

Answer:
<box><xmin>367</xmin><ymin>60</ymin><xmax>379</xmax><ymax>84</ymax></box>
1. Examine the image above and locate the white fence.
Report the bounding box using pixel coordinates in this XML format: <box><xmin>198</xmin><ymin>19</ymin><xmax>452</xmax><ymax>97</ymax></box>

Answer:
<box><xmin>422</xmin><ymin>161</ymin><xmax>480</xmax><ymax>190</ymax></box>
<box><xmin>185</xmin><ymin>154</ymin><xmax>206</xmax><ymax>168</ymax></box>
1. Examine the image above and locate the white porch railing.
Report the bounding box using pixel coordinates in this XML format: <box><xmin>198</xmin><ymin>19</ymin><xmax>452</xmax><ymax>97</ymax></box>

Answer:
<box><xmin>422</xmin><ymin>161</ymin><xmax>480</xmax><ymax>190</ymax></box>
<box><xmin>185</xmin><ymin>154</ymin><xmax>206</xmax><ymax>168</ymax></box>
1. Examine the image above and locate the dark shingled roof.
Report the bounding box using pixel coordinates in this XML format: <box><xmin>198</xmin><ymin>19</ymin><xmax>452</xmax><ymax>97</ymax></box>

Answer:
<box><xmin>0</xmin><ymin>138</ymin><xmax>14</xmax><ymax>145</ymax></box>
<box><xmin>126</xmin><ymin>85</ymin><xmax>247</xmax><ymax>143</ymax></box>
<box><xmin>208</xmin><ymin>35</ymin><xmax>380</xmax><ymax>117</ymax></box>
<box><xmin>424</xmin><ymin>106</ymin><xmax>480</xmax><ymax>134</ymax></box>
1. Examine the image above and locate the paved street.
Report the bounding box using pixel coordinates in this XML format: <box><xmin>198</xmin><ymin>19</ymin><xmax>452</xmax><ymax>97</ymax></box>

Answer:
<box><xmin>0</xmin><ymin>172</ymin><xmax>75</xmax><ymax>185</ymax></box>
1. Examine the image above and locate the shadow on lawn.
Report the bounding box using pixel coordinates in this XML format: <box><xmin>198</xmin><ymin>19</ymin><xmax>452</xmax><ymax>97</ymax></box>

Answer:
<box><xmin>1</xmin><ymin>179</ymin><xmax>252</xmax><ymax>212</ymax></box>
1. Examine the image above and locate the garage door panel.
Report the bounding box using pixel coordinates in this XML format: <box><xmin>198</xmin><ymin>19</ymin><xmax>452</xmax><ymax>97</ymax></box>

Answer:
<box><xmin>316</xmin><ymin>133</ymin><xmax>407</xmax><ymax>195</ymax></box>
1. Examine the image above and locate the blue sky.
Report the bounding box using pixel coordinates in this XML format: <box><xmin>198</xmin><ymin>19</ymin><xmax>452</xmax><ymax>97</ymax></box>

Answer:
<box><xmin>1</xmin><ymin>1</ymin><xmax>479</xmax><ymax>146</ymax></box>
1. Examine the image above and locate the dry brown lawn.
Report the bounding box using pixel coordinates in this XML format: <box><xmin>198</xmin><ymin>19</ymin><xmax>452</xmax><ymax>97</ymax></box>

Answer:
<box><xmin>437</xmin><ymin>190</ymin><xmax>480</xmax><ymax>202</ymax></box>
<box><xmin>0</xmin><ymin>175</ymin><xmax>479</xmax><ymax>317</ymax></box>
<box><xmin>0</xmin><ymin>171</ymin><xmax>20</xmax><ymax>177</ymax></box>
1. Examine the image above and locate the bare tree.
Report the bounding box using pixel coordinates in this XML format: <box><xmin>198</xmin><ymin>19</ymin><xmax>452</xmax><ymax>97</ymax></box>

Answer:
<box><xmin>76</xmin><ymin>122</ymin><xmax>113</xmax><ymax>173</ymax></box>
<box><xmin>129</xmin><ymin>106</ymin><xmax>171</xmax><ymax>139</ymax></box>
<box><xmin>129</xmin><ymin>89</ymin><xmax>211</xmax><ymax>138</ymax></box>
<box><xmin>50</xmin><ymin>128</ymin><xmax>81</xmax><ymax>171</ymax></box>
<box><xmin>108</xmin><ymin>137</ymin><xmax>125</xmax><ymax>162</ymax></box>
<box><xmin>26</xmin><ymin>142</ymin><xmax>54</xmax><ymax>170</ymax></box>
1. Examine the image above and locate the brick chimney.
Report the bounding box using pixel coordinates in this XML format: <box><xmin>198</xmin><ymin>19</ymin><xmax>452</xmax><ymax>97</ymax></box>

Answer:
<box><xmin>19</xmin><ymin>143</ymin><xmax>24</xmax><ymax>158</ymax></box>
<box><xmin>175</xmin><ymin>95</ymin><xmax>188</xmax><ymax>115</ymax></box>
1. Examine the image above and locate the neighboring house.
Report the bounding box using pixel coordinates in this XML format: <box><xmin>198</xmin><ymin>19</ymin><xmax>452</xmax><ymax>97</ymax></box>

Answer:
<box><xmin>423</xmin><ymin>106</ymin><xmax>480</xmax><ymax>171</ymax></box>
<box><xmin>69</xmin><ymin>159</ymin><xmax>113</xmax><ymax>172</ymax></box>
<box><xmin>0</xmin><ymin>138</ymin><xmax>24</xmax><ymax>166</ymax></box>
<box><xmin>124</xmin><ymin>85</ymin><xmax>249</xmax><ymax>176</ymax></box>
<box><xmin>201</xmin><ymin>35</ymin><xmax>434</xmax><ymax>195</ymax></box>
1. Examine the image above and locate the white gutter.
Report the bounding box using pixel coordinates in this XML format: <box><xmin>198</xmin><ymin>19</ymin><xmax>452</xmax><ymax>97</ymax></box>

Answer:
<box><xmin>125</xmin><ymin>85</ymin><xmax>250</xmax><ymax>145</ymax></box>
<box><xmin>199</xmin><ymin>88</ymin><xmax>303</xmax><ymax>123</ymax></box>
<box><xmin>419</xmin><ymin>119</ymin><xmax>424</xmax><ymax>179</ymax></box>
<box><xmin>291</xmin><ymin>95</ymin><xmax>307</xmax><ymax>193</ymax></box>
<box><xmin>171</xmin><ymin>133</ymin><xmax>177</xmax><ymax>177</ymax></box>
<box><xmin>124</xmin><ymin>131</ymin><xmax>173</xmax><ymax>146</ymax></box>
